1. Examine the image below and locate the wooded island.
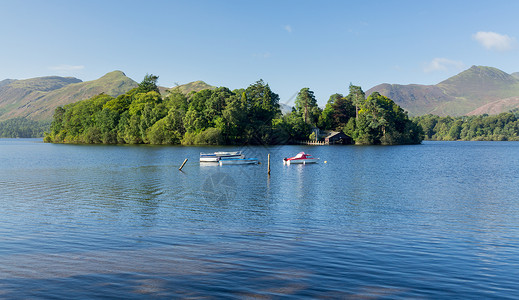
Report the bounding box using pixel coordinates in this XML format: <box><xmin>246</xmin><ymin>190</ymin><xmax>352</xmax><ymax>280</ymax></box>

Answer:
<box><xmin>43</xmin><ymin>75</ymin><xmax>423</xmax><ymax>145</ymax></box>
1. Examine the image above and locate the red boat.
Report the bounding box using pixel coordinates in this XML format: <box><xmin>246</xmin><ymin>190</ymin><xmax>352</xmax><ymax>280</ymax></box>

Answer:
<box><xmin>283</xmin><ymin>152</ymin><xmax>319</xmax><ymax>165</ymax></box>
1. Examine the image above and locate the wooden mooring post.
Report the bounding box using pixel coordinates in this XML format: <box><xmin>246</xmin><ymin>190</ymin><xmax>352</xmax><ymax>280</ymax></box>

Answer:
<box><xmin>179</xmin><ymin>158</ymin><xmax>188</xmax><ymax>171</ymax></box>
<box><xmin>267</xmin><ymin>154</ymin><xmax>271</xmax><ymax>176</ymax></box>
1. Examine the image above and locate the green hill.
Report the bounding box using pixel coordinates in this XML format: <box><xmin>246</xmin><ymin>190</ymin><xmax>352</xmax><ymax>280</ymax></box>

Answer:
<box><xmin>0</xmin><ymin>76</ymin><xmax>82</xmax><ymax>121</ymax></box>
<box><xmin>168</xmin><ymin>80</ymin><xmax>215</xmax><ymax>94</ymax></box>
<box><xmin>367</xmin><ymin>66</ymin><xmax>519</xmax><ymax>116</ymax></box>
<box><xmin>466</xmin><ymin>97</ymin><xmax>519</xmax><ymax>115</ymax></box>
<box><xmin>365</xmin><ymin>83</ymin><xmax>455</xmax><ymax>116</ymax></box>
<box><xmin>0</xmin><ymin>71</ymin><xmax>137</xmax><ymax>121</ymax></box>
<box><xmin>0</xmin><ymin>79</ymin><xmax>16</xmax><ymax>89</ymax></box>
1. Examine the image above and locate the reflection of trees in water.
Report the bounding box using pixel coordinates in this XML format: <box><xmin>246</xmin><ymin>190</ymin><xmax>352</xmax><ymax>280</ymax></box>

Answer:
<box><xmin>130</xmin><ymin>166</ymin><xmax>166</xmax><ymax>227</ymax></box>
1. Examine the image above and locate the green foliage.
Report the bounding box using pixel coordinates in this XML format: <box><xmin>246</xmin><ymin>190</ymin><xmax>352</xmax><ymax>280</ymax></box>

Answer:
<box><xmin>43</xmin><ymin>74</ymin><xmax>422</xmax><ymax>145</ymax></box>
<box><xmin>44</xmin><ymin>76</ymin><xmax>283</xmax><ymax>145</ymax></box>
<box><xmin>278</xmin><ymin>111</ymin><xmax>312</xmax><ymax>143</ymax></box>
<box><xmin>0</xmin><ymin>117</ymin><xmax>50</xmax><ymax>138</ymax></box>
<box><xmin>240</xmin><ymin>80</ymin><xmax>282</xmax><ymax>144</ymax></box>
<box><xmin>181</xmin><ymin>127</ymin><xmax>224</xmax><ymax>145</ymax></box>
<box><xmin>103</xmin><ymin>94</ymin><xmax>132</xmax><ymax>113</ymax></box>
<box><xmin>147</xmin><ymin>117</ymin><xmax>182</xmax><ymax>144</ymax></box>
<box><xmin>349</xmin><ymin>84</ymin><xmax>365</xmax><ymax>119</ymax></box>
<box><xmin>413</xmin><ymin>113</ymin><xmax>519</xmax><ymax>141</ymax></box>
<box><xmin>333</xmin><ymin>94</ymin><xmax>356</xmax><ymax>130</ymax></box>
<box><xmin>318</xmin><ymin>91</ymin><xmax>357</xmax><ymax>131</ymax></box>
<box><xmin>136</xmin><ymin>74</ymin><xmax>160</xmax><ymax>94</ymax></box>
<box><xmin>295</xmin><ymin>88</ymin><xmax>321</xmax><ymax>126</ymax></box>
<box><xmin>317</xmin><ymin>86</ymin><xmax>422</xmax><ymax>145</ymax></box>
<box><xmin>352</xmin><ymin>91</ymin><xmax>423</xmax><ymax>145</ymax></box>
<box><xmin>308</xmin><ymin>131</ymin><xmax>316</xmax><ymax>141</ymax></box>
<box><xmin>317</xmin><ymin>94</ymin><xmax>339</xmax><ymax>130</ymax></box>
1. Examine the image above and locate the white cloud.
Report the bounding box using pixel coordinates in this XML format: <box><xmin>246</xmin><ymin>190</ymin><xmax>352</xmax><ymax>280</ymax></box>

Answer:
<box><xmin>424</xmin><ymin>58</ymin><xmax>464</xmax><ymax>73</ymax></box>
<box><xmin>49</xmin><ymin>65</ymin><xmax>85</xmax><ymax>71</ymax></box>
<box><xmin>284</xmin><ymin>25</ymin><xmax>292</xmax><ymax>33</ymax></box>
<box><xmin>473</xmin><ymin>31</ymin><xmax>515</xmax><ymax>51</ymax></box>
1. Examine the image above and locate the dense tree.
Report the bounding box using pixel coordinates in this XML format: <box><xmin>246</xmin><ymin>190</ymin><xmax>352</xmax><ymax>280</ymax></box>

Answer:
<box><xmin>43</xmin><ymin>75</ymin><xmax>424</xmax><ymax>145</ymax></box>
<box><xmin>44</xmin><ymin>76</ymin><xmax>281</xmax><ymax>145</ymax></box>
<box><xmin>294</xmin><ymin>88</ymin><xmax>321</xmax><ymax>126</ymax></box>
<box><xmin>241</xmin><ymin>80</ymin><xmax>281</xmax><ymax>144</ymax></box>
<box><xmin>413</xmin><ymin>113</ymin><xmax>519</xmax><ymax>141</ymax></box>
<box><xmin>278</xmin><ymin>110</ymin><xmax>313</xmax><ymax>142</ymax></box>
<box><xmin>350</xmin><ymin>91</ymin><xmax>423</xmax><ymax>145</ymax></box>
<box><xmin>0</xmin><ymin>117</ymin><xmax>49</xmax><ymax>138</ymax></box>
<box><xmin>221</xmin><ymin>92</ymin><xmax>247</xmax><ymax>143</ymax></box>
<box><xmin>318</xmin><ymin>93</ymin><xmax>341</xmax><ymax>130</ymax></box>
<box><xmin>136</xmin><ymin>74</ymin><xmax>160</xmax><ymax>94</ymax></box>
<box><xmin>349</xmin><ymin>84</ymin><xmax>365</xmax><ymax>119</ymax></box>
<box><xmin>331</xmin><ymin>94</ymin><xmax>356</xmax><ymax>130</ymax></box>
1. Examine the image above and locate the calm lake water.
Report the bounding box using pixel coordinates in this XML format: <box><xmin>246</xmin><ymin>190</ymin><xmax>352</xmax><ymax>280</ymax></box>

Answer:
<box><xmin>1</xmin><ymin>139</ymin><xmax>518</xmax><ymax>299</ymax></box>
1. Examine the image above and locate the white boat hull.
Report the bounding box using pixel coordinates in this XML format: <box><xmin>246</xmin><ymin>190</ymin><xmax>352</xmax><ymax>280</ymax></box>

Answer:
<box><xmin>285</xmin><ymin>158</ymin><xmax>319</xmax><ymax>165</ymax></box>
<box><xmin>200</xmin><ymin>157</ymin><xmax>220</xmax><ymax>162</ymax></box>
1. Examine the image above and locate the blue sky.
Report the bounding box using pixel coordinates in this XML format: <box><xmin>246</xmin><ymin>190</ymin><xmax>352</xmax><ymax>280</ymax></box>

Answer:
<box><xmin>1</xmin><ymin>0</ymin><xmax>519</xmax><ymax>106</ymax></box>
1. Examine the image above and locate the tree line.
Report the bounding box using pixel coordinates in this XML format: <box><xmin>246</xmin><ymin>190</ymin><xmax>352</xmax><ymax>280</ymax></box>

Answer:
<box><xmin>413</xmin><ymin>111</ymin><xmax>519</xmax><ymax>141</ymax></box>
<box><xmin>43</xmin><ymin>74</ymin><xmax>423</xmax><ymax>145</ymax></box>
<box><xmin>316</xmin><ymin>85</ymin><xmax>423</xmax><ymax>144</ymax></box>
<box><xmin>0</xmin><ymin>118</ymin><xmax>49</xmax><ymax>138</ymax></box>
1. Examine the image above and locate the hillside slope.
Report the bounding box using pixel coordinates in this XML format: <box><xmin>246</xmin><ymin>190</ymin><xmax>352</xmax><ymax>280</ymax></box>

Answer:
<box><xmin>169</xmin><ymin>80</ymin><xmax>215</xmax><ymax>94</ymax></box>
<box><xmin>0</xmin><ymin>71</ymin><xmax>137</xmax><ymax>121</ymax></box>
<box><xmin>466</xmin><ymin>97</ymin><xmax>519</xmax><ymax>115</ymax></box>
<box><xmin>0</xmin><ymin>76</ymin><xmax>82</xmax><ymax>120</ymax></box>
<box><xmin>367</xmin><ymin>66</ymin><xmax>519</xmax><ymax>116</ymax></box>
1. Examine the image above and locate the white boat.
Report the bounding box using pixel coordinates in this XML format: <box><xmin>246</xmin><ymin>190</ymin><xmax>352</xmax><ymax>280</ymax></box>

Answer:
<box><xmin>283</xmin><ymin>152</ymin><xmax>319</xmax><ymax>165</ymax></box>
<box><xmin>219</xmin><ymin>158</ymin><xmax>259</xmax><ymax>165</ymax></box>
<box><xmin>200</xmin><ymin>151</ymin><xmax>244</xmax><ymax>162</ymax></box>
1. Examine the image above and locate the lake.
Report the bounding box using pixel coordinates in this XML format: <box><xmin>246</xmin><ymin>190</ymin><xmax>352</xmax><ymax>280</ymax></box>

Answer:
<box><xmin>1</xmin><ymin>139</ymin><xmax>518</xmax><ymax>298</ymax></box>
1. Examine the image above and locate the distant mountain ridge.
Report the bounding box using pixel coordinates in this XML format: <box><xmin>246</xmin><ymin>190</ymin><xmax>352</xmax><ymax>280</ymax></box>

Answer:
<box><xmin>367</xmin><ymin>66</ymin><xmax>519</xmax><ymax>116</ymax></box>
<box><xmin>3</xmin><ymin>66</ymin><xmax>518</xmax><ymax>122</ymax></box>
<box><xmin>0</xmin><ymin>70</ymin><xmax>221</xmax><ymax>122</ymax></box>
<box><xmin>0</xmin><ymin>71</ymin><xmax>137</xmax><ymax>121</ymax></box>
<box><xmin>0</xmin><ymin>79</ymin><xmax>16</xmax><ymax>89</ymax></box>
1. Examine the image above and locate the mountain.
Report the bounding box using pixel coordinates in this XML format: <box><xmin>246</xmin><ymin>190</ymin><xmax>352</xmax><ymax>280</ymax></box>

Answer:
<box><xmin>366</xmin><ymin>66</ymin><xmax>519</xmax><ymax>116</ymax></box>
<box><xmin>0</xmin><ymin>71</ymin><xmax>137</xmax><ymax>121</ymax></box>
<box><xmin>0</xmin><ymin>79</ymin><xmax>16</xmax><ymax>89</ymax></box>
<box><xmin>365</xmin><ymin>83</ymin><xmax>455</xmax><ymax>116</ymax></box>
<box><xmin>0</xmin><ymin>76</ymin><xmax>82</xmax><ymax>121</ymax></box>
<box><xmin>466</xmin><ymin>97</ymin><xmax>519</xmax><ymax>116</ymax></box>
<box><xmin>168</xmin><ymin>80</ymin><xmax>215</xmax><ymax>94</ymax></box>
<box><xmin>280</xmin><ymin>103</ymin><xmax>293</xmax><ymax>115</ymax></box>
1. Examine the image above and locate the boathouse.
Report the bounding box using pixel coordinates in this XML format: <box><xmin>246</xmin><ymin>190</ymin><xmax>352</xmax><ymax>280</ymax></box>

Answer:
<box><xmin>324</xmin><ymin>131</ymin><xmax>353</xmax><ymax>145</ymax></box>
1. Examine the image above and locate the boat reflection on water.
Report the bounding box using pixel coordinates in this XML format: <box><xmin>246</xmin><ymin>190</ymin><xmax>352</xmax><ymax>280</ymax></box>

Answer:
<box><xmin>219</xmin><ymin>158</ymin><xmax>259</xmax><ymax>165</ymax></box>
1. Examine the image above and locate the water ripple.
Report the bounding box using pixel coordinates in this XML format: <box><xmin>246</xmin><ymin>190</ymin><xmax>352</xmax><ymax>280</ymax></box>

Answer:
<box><xmin>1</xmin><ymin>140</ymin><xmax>519</xmax><ymax>298</ymax></box>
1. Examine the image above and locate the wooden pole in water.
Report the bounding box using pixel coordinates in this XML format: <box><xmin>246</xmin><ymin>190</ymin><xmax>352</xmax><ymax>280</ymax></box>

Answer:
<box><xmin>268</xmin><ymin>154</ymin><xmax>271</xmax><ymax>175</ymax></box>
<box><xmin>179</xmin><ymin>158</ymin><xmax>188</xmax><ymax>171</ymax></box>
